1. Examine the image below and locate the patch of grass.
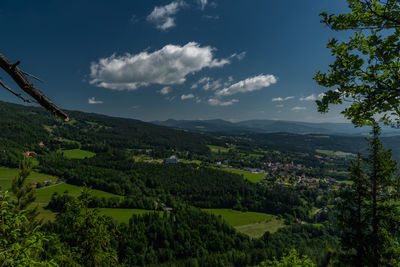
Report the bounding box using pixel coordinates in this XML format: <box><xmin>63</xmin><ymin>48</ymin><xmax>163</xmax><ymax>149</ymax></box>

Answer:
<box><xmin>235</xmin><ymin>218</ymin><xmax>284</xmax><ymax>238</ymax></box>
<box><xmin>35</xmin><ymin>204</ymin><xmax>57</xmax><ymax>222</ymax></box>
<box><xmin>202</xmin><ymin>209</ymin><xmax>274</xmax><ymax>226</ymax></box>
<box><xmin>0</xmin><ymin>167</ymin><xmax>57</xmax><ymax>190</ymax></box>
<box><xmin>179</xmin><ymin>159</ymin><xmax>202</xmax><ymax>165</ymax></box>
<box><xmin>218</xmin><ymin>168</ymin><xmax>265</xmax><ymax>183</ymax></box>
<box><xmin>203</xmin><ymin>209</ymin><xmax>284</xmax><ymax>238</ymax></box>
<box><xmin>338</xmin><ymin>180</ymin><xmax>353</xmax><ymax>185</ymax></box>
<box><xmin>35</xmin><ymin>183</ymin><xmax>120</xmax><ymax>203</ymax></box>
<box><xmin>98</xmin><ymin>208</ymin><xmax>159</xmax><ymax>224</ymax></box>
<box><xmin>207</xmin><ymin>145</ymin><xmax>229</xmax><ymax>153</ymax></box>
<box><xmin>61</xmin><ymin>149</ymin><xmax>96</xmax><ymax>159</ymax></box>
<box><xmin>316</xmin><ymin>149</ymin><xmax>355</xmax><ymax>158</ymax></box>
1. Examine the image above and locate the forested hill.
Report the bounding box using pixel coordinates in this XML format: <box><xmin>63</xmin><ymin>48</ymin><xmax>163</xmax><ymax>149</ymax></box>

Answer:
<box><xmin>0</xmin><ymin>100</ymin><xmax>209</xmax><ymax>154</ymax></box>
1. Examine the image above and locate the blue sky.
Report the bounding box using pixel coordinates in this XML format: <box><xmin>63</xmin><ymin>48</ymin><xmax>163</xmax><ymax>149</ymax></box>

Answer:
<box><xmin>0</xmin><ymin>0</ymin><xmax>351</xmax><ymax>122</ymax></box>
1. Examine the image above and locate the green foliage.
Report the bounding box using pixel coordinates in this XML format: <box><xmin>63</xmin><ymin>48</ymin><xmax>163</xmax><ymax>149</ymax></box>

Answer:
<box><xmin>0</xmin><ymin>191</ymin><xmax>56</xmax><ymax>266</ymax></box>
<box><xmin>11</xmin><ymin>157</ymin><xmax>35</xmax><ymax>210</ymax></box>
<box><xmin>315</xmin><ymin>0</ymin><xmax>400</xmax><ymax>126</ymax></box>
<box><xmin>61</xmin><ymin>149</ymin><xmax>96</xmax><ymax>159</ymax></box>
<box><xmin>256</xmin><ymin>249</ymin><xmax>315</xmax><ymax>267</ymax></box>
<box><xmin>337</xmin><ymin>125</ymin><xmax>400</xmax><ymax>266</ymax></box>
<box><xmin>117</xmin><ymin>205</ymin><xmax>252</xmax><ymax>265</ymax></box>
<box><xmin>44</xmin><ymin>187</ymin><xmax>118</xmax><ymax>266</ymax></box>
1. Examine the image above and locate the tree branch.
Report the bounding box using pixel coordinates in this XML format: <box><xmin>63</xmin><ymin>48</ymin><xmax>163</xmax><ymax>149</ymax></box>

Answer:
<box><xmin>0</xmin><ymin>80</ymin><xmax>36</xmax><ymax>103</ymax></box>
<box><xmin>0</xmin><ymin>53</ymin><xmax>68</xmax><ymax>121</ymax></box>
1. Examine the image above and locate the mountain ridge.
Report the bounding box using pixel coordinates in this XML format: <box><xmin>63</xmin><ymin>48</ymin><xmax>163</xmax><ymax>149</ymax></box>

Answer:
<box><xmin>152</xmin><ymin>118</ymin><xmax>400</xmax><ymax>136</ymax></box>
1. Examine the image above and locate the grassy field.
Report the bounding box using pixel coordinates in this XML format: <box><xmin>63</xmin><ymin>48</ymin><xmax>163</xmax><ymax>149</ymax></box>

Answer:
<box><xmin>338</xmin><ymin>180</ymin><xmax>354</xmax><ymax>185</ymax></box>
<box><xmin>179</xmin><ymin>159</ymin><xmax>202</xmax><ymax>165</ymax></box>
<box><xmin>36</xmin><ymin>205</ymin><xmax>57</xmax><ymax>222</ymax></box>
<box><xmin>208</xmin><ymin>145</ymin><xmax>229</xmax><ymax>153</ymax></box>
<box><xmin>98</xmin><ymin>208</ymin><xmax>159</xmax><ymax>224</ymax></box>
<box><xmin>202</xmin><ymin>209</ymin><xmax>284</xmax><ymax>238</ymax></box>
<box><xmin>61</xmin><ymin>149</ymin><xmax>96</xmax><ymax>159</ymax></box>
<box><xmin>35</xmin><ymin>183</ymin><xmax>120</xmax><ymax>203</ymax></box>
<box><xmin>0</xmin><ymin>167</ymin><xmax>57</xmax><ymax>190</ymax></box>
<box><xmin>316</xmin><ymin>149</ymin><xmax>355</xmax><ymax>158</ymax></box>
<box><xmin>219</xmin><ymin>168</ymin><xmax>265</xmax><ymax>183</ymax></box>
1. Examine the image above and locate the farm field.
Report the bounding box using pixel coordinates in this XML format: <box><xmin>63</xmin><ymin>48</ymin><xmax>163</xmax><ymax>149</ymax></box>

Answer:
<box><xmin>207</xmin><ymin>145</ymin><xmax>229</xmax><ymax>153</ymax></box>
<box><xmin>338</xmin><ymin>180</ymin><xmax>353</xmax><ymax>185</ymax></box>
<box><xmin>316</xmin><ymin>149</ymin><xmax>355</xmax><ymax>158</ymax></box>
<box><xmin>202</xmin><ymin>209</ymin><xmax>284</xmax><ymax>238</ymax></box>
<box><xmin>35</xmin><ymin>183</ymin><xmax>121</xmax><ymax>203</ymax></box>
<box><xmin>219</xmin><ymin>168</ymin><xmax>265</xmax><ymax>183</ymax></box>
<box><xmin>0</xmin><ymin>167</ymin><xmax>57</xmax><ymax>190</ymax></box>
<box><xmin>98</xmin><ymin>208</ymin><xmax>159</xmax><ymax>223</ymax></box>
<box><xmin>61</xmin><ymin>149</ymin><xmax>96</xmax><ymax>159</ymax></box>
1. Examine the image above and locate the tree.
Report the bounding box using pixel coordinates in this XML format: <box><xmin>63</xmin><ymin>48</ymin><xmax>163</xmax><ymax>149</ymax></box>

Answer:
<box><xmin>0</xmin><ymin>191</ymin><xmax>56</xmax><ymax>266</ymax></box>
<box><xmin>337</xmin><ymin>125</ymin><xmax>400</xmax><ymax>266</ymax></box>
<box><xmin>255</xmin><ymin>249</ymin><xmax>315</xmax><ymax>267</ymax></box>
<box><xmin>11</xmin><ymin>157</ymin><xmax>41</xmax><ymax>228</ymax></box>
<box><xmin>12</xmin><ymin>157</ymin><xmax>35</xmax><ymax>210</ymax></box>
<box><xmin>47</xmin><ymin>187</ymin><xmax>118</xmax><ymax>266</ymax></box>
<box><xmin>315</xmin><ymin>0</ymin><xmax>400</xmax><ymax>126</ymax></box>
<box><xmin>0</xmin><ymin>53</ymin><xmax>68</xmax><ymax>121</ymax></box>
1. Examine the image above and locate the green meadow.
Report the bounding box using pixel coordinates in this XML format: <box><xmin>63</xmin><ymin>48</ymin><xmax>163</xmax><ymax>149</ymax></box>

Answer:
<box><xmin>207</xmin><ymin>145</ymin><xmax>229</xmax><ymax>153</ymax></box>
<box><xmin>219</xmin><ymin>168</ymin><xmax>265</xmax><ymax>183</ymax></box>
<box><xmin>316</xmin><ymin>149</ymin><xmax>355</xmax><ymax>158</ymax></box>
<box><xmin>61</xmin><ymin>149</ymin><xmax>96</xmax><ymax>159</ymax></box>
<box><xmin>203</xmin><ymin>209</ymin><xmax>284</xmax><ymax>238</ymax></box>
<box><xmin>98</xmin><ymin>208</ymin><xmax>159</xmax><ymax>224</ymax></box>
<box><xmin>34</xmin><ymin>183</ymin><xmax>120</xmax><ymax>203</ymax></box>
<box><xmin>0</xmin><ymin>167</ymin><xmax>57</xmax><ymax>190</ymax></box>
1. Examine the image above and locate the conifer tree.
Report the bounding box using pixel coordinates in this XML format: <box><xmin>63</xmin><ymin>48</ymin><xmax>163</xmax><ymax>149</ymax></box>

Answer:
<box><xmin>337</xmin><ymin>124</ymin><xmax>400</xmax><ymax>266</ymax></box>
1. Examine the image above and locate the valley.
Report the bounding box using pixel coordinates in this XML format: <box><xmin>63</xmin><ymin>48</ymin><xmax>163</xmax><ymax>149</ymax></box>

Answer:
<box><xmin>0</xmin><ymin>100</ymin><xmax>391</xmax><ymax>265</ymax></box>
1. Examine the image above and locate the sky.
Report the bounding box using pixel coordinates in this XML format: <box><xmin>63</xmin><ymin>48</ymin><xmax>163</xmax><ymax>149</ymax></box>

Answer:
<box><xmin>0</xmin><ymin>0</ymin><xmax>352</xmax><ymax>123</ymax></box>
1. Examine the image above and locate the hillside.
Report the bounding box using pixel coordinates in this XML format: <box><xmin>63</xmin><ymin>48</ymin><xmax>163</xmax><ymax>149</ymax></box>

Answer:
<box><xmin>0</xmin><ymin>101</ymin><xmax>209</xmax><ymax>157</ymax></box>
<box><xmin>153</xmin><ymin>118</ymin><xmax>400</xmax><ymax>136</ymax></box>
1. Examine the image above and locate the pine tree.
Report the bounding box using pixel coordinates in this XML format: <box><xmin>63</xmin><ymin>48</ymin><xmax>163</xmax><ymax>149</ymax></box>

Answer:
<box><xmin>337</xmin><ymin>124</ymin><xmax>400</xmax><ymax>266</ymax></box>
<box><xmin>50</xmin><ymin>187</ymin><xmax>119</xmax><ymax>266</ymax></box>
<box><xmin>11</xmin><ymin>157</ymin><xmax>35</xmax><ymax>210</ymax></box>
<box><xmin>11</xmin><ymin>157</ymin><xmax>40</xmax><ymax>227</ymax></box>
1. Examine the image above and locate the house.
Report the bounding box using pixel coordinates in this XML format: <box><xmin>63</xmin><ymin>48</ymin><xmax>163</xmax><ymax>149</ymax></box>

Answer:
<box><xmin>23</xmin><ymin>151</ymin><xmax>37</xmax><ymax>157</ymax></box>
<box><xmin>163</xmin><ymin>155</ymin><xmax>179</xmax><ymax>164</ymax></box>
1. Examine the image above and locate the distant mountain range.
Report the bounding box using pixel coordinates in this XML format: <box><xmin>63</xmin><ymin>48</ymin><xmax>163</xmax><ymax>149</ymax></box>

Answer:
<box><xmin>151</xmin><ymin>119</ymin><xmax>400</xmax><ymax>136</ymax></box>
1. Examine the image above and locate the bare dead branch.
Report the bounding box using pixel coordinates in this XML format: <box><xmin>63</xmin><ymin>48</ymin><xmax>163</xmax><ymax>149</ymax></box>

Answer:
<box><xmin>0</xmin><ymin>80</ymin><xmax>36</xmax><ymax>103</ymax></box>
<box><xmin>0</xmin><ymin>53</ymin><xmax>69</xmax><ymax>121</ymax></box>
<box><xmin>21</xmin><ymin>71</ymin><xmax>43</xmax><ymax>83</ymax></box>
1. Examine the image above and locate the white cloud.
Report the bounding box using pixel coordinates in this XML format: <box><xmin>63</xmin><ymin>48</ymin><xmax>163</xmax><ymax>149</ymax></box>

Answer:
<box><xmin>147</xmin><ymin>1</ymin><xmax>186</xmax><ymax>30</ymax></box>
<box><xmin>88</xmin><ymin>97</ymin><xmax>103</xmax><ymax>104</ymax></box>
<box><xmin>181</xmin><ymin>93</ymin><xmax>195</xmax><ymax>100</ymax></box>
<box><xmin>272</xmin><ymin>96</ymin><xmax>294</xmax><ymax>102</ymax></box>
<box><xmin>165</xmin><ymin>96</ymin><xmax>176</xmax><ymax>101</ymax></box>
<box><xmin>90</xmin><ymin>42</ymin><xmax>231</xmax><ymax>90</ymax></box>
<box><xmin>318</xmin><ymin>92</ymin><xmax>325</xmax><ymax>99</ymax></box>
<box><xmin>198</xmin><ymin>0</ymin><xmax>208</xmax><ymax>10</ymax></box>
<box><xmin>300</xmin><ymin>94</ymin><xmax>317</xmax><ymax>101</ymax></box>
<box><xmin>230</xmin><ymin>51</ymin><xmax>246</xmax><ymax>61</ymax></box>
<box><xmin>130</xmin><ymin>14</ymin><xmax>140</xmax><ymax>24</ymax></box>
<box><xmin>208</xmin><ymin>98</ymin><xmax>238</xmax><ymax>106</ymax></box>
<box><xmin>191</xmin><ymin>77</ymin><xmax>210</xmax><ymax>89</ymax></box>
<box><xmin>132</xmin><ymin>105</ymin><xmax>141</xmax><ymax>109</ymax></box>
<box><xmin>191</xmin><ymin>77</ymin><xmax>223</xmax><ymax>91</ymax></box>
<box><xmin>160</xmin><ymin>86</ymin><xmax>171</xmax><ymax>95</ymax></box>
<box><xmin>216</xmin><ymin>74</ymin><xmax>277</xmax><ymax>97</ymax></box>
<box><xmin>203</xmin><ymin>79</ymin><xmax>222</xmax><ymax>91</ymax></box>
<box><xmin>276</xmin><ymin>104</ymin><xmax>284</xmax><ymax>108</ymax></box>
<box><xmin>202</xmin><ymin>14</ymin><xmax>219</xmax><ymax>20</ymax></box>
<box><xmin>292</xmin><ymin>106</ymin><xmax>306</xmax><ymax>111</ymax></box>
